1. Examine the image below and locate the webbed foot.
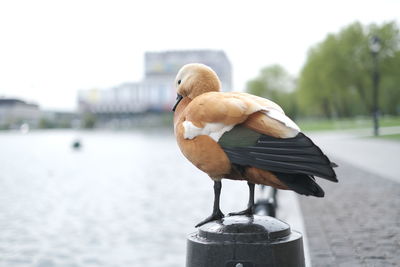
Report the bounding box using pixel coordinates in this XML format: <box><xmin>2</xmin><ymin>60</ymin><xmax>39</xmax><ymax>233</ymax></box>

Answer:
<box><xmin>195</xmin><ymin>209</ymin><xmax>224</xmax><ymax>227</ymax></box>
<box><xmin>228</xmin><ymin>206</ymin><xmax>255</xmax><ymax>217</ymax></box>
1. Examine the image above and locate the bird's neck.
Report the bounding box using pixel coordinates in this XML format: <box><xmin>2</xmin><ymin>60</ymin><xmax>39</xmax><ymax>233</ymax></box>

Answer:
<box><xmin>173</xmin><ymin>97</ymin><xmax>192</xmax><ymax>128</ymax></box>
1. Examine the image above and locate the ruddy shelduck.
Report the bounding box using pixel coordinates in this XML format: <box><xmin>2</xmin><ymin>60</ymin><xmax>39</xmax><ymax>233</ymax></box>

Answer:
<box><xmin>173</xmin><ymin>63</ymin><xmax>337</xmax><ymax>227</ymax></box>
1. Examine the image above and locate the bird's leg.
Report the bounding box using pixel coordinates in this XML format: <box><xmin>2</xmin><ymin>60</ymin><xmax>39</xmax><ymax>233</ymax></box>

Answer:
<box><xmin>228</xmin><ymin>182</ymin><xmax>255</xmax><ymax>216</ymax></box>
<box><xmin>195</xmin><ymin>181</ymin><xmax>224</xmax><ymax>227</ymax></box>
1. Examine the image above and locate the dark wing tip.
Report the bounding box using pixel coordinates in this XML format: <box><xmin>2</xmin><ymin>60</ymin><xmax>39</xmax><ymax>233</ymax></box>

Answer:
<box><xmin>222</xmin><ymin>128</ymin><xmax>340</xmax><ymax>184</ymax></box>
<box><xmin>313</xmin><ymin>184</ymin><xmax>325</xmax><ymax>197</ymax></box>
<box><xmin>274</xmin><ymin>172</ymin><xmax>326</xmax><ymax>198</ymax></box>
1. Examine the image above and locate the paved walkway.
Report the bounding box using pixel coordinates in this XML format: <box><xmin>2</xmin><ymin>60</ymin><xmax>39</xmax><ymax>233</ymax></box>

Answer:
<box><xmin>308</xmin><ymin>126</ymin><xmax>400</xmax><ymax>183</ymax></box>
<box><xmin>297</xmin><ymin>128</ymin><xmax>400</xmax><ymax>266</ymax></box>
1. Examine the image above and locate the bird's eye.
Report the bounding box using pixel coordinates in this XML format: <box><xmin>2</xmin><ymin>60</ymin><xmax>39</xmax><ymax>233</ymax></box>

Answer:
<box><xmin>178</xmin><ymin>80</ymin><xmax>181</xmax><ymax>85</ymax></box>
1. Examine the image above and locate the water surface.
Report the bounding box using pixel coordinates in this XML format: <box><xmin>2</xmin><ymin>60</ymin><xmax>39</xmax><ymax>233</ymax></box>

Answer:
<box><xmin>0</xmin><ymin>130</ymin><xmax>248</xmax><ymax>267</ymax></box>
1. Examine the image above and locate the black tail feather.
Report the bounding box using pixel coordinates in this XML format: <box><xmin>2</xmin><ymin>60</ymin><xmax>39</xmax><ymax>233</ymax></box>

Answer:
<box><xmin>330</xmin><ymin>162</ymin><xmax>339</xmax><ymax>168</ymax></box>
<box><xmin>222</xmin><ymin>131</ymin><xmax>338</xmax><ymax>183</ymax></box>
<box><xmin>274</xmin><ymin>172</ymin><xmax>325</xmax><ymax>198</ymax></box>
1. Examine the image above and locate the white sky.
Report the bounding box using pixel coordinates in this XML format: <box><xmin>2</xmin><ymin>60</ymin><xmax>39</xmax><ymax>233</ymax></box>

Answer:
<box><xmin>0</xmin><ymin>0</ymin><xmax>399</xmax><ymax>111</ymax></box>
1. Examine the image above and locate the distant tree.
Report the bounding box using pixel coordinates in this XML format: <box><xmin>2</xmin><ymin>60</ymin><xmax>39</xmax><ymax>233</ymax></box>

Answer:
<box><xmin>246</xmin><ymin>65</ymin><xmax>298</xmax><ymax>118</ymax></box>
<box><xmin>83</xmin><ymin>112</ymin><xmax>96</xmax><ymax>129</ymax></box>
<box><xmin>297</xmin><ymin>21</ymin><xmax>400</xmax><ymax>118</ymax></box>
<box><xmin>39</xmin><ymin>118</ymin><xmax>56</xmax><ymax>129</ymax></box>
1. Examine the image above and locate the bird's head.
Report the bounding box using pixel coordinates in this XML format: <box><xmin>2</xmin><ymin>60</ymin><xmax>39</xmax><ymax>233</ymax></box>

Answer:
<box><xmin>172</xmin><ymin>63</ymin><xmax>221</xmax><ymax>111</ymax></box>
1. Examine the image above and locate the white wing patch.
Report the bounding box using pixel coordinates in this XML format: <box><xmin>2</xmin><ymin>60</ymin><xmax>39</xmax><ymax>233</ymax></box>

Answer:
<box><xmin>263</xmin><ymin>108</ymin><xmax>301</xmax><ymax>132</ymax></box>
<box><xmin>182</xmin><ymin>121</ymin><xmax>234</xmax><ymax>142</ymax></box>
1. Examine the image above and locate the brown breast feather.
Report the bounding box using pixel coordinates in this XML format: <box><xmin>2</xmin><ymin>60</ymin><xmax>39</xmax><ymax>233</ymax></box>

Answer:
<box><xmin>174</xmin><ymin>97</ymin><xmax>231</xmax><ymax>179</ymax></box>
<box><xmin>173</xmin><ymin>93</ymin><xmax>294</xmax><ymax>187</ymax></box>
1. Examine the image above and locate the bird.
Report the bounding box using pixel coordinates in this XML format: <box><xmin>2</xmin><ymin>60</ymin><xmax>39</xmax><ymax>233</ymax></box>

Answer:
<box><xmin>172</xmin><ymin>63</ymin><xmax>338</xmax><ymax>227</ymax></box>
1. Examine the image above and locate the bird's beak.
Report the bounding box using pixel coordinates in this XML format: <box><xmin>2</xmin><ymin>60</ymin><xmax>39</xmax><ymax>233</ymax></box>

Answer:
<box><xmin>172</xmin><ymin>94</ymin><xmax>183</xmax><ymax>112</ymax></box>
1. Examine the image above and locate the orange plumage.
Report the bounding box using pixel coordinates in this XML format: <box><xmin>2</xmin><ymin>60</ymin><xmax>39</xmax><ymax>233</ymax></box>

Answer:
<box><xmin>172</xmin><ymin>63</ymin><xmax>337</xmax><ymax>227</ymax></box>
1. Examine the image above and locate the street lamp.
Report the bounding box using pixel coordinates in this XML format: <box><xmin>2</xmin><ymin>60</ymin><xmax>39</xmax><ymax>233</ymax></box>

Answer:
<box><xmin>369</xmin><ymin>35</ymin><xmax>381</xmax><ymax>136</ymax></box>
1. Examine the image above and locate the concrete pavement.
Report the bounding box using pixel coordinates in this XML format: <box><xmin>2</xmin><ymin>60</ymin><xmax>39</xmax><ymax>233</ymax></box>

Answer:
<box><xmin>298</xmin><ymin>127</ymin><xmax>400</xmax><ymax>266</ymax></box>
<box><xmin>308</xmin><ymin>126</ymin><xmax>400</xmax><ymax>183</ymax></box>
<box><xmin>299</xmin><ymin>159</ymin><xmax>400</xmax><ymax>266</ymax></box>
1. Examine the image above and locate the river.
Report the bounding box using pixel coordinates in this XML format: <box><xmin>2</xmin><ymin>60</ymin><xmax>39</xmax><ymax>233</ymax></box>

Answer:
<box><xmin>0</xmin><ymin>129</ymin><xmax>250</xmax><ymax>267</ymax></box>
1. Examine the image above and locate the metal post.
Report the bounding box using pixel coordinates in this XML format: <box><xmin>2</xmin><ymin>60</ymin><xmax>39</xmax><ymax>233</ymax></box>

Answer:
<box><xmin>254</xmin><ymin>187</ymin><xmax>278</xmax><ymax>217</ymax></box>
<box><xmin>372</xmin><ymin>51</ymin><xmax>380</xmax><ymax>136</ymax></box>
<box><xmin>370</xmin><ymin>35</ymin><xmax>381</xmax><ymax>136</ymax></box>
<box><xmin>186</xmin><ymin>215</ymin><xmax>305</xmax><ymax>267</ymax></box>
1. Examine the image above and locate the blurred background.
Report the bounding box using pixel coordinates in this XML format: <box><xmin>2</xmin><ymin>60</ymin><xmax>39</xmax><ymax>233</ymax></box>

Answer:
<box><xmin>0</xmin><ymin>0</ymin><xmax>399</xmax><ymax>266</ymax></box>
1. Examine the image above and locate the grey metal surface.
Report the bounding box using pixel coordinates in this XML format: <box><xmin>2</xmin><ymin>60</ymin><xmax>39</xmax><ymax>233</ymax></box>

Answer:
<box><xmin>186</xmin><ymin>215</ymin><xmax>305</xmax><ymax>267</ymax></box>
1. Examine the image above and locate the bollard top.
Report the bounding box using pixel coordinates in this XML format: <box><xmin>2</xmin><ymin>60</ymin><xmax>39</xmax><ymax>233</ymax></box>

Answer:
<box><xmin>197</xmin><ymin>215</ymin><xmax>290</xmax><ymax>243</ymax></box>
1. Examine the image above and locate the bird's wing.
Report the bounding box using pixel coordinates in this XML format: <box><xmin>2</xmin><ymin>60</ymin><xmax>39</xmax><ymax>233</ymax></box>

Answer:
<box><xmin>183</xmin><ymin>92</ymin><xmax>299</xmax><ymax>141</ymax></box>
<box><xmin>218</xmin><ymin>124</ymin><xmax>338</xmax><ymax>182</ymax></box>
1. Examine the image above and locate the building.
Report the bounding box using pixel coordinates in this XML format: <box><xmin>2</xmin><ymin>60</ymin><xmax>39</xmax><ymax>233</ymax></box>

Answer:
<box><xmin>40</xmin><ymin>110</ymin><xmax>78</xmax><ymax>128</ymax></box>
<box><xmin>144</xmin><ymin>50</ymin><xmax>232</xmax><ymax>111</ymax></box>
<box><xmin>78</xmin><ymin>50</ymin><xmax>232</xmax><ymax>116</ymax></box>
<box><xmin>0</xmin><ymin>98</ymin><xmax>41</xmax><ymax>129</ymax></box>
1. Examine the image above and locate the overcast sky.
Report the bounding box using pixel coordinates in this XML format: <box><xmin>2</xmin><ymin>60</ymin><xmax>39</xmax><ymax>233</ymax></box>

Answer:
<box><xmin>0</xmin><ymin>0</ymin><xmax>398</xmax><ymax>111</ymax></box>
